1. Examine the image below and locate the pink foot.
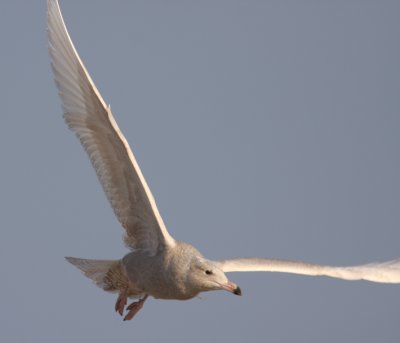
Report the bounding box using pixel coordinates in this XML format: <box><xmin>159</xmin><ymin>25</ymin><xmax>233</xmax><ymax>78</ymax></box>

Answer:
<box><xmin>123</xmin><ymin>295</ymin><xmax>149</xmax><ymax>321</ymax></box>
<box><xmin>115</xmin><ymin>291</ymin><xmax>128</xmax><ymax>316</ymax></box>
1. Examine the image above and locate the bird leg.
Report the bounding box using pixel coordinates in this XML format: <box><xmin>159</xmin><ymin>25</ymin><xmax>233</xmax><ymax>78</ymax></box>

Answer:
<box><xmin>123</xmin><ymin>294</ymin><xmax>149</xmax><ymax>321</ymax></box>
<box><xmin>115</xmin><ymin>289</ymin><xmax>128</xmax><ymax>316</ymax></box>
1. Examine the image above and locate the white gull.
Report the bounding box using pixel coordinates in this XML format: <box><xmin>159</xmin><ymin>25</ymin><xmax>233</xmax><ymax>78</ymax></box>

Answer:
<box><xmin>48</xmin><ymin>0</ymin><xmax>400</xmax><ymax>321</ymax></box>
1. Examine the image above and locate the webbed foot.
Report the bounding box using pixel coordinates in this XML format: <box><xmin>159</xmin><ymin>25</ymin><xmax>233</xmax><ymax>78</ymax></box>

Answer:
<box><xmin>123</xmin><ymin>294</ymin><xmax>149</xmax><ymax>321</ymax></box>
<box><xmin>115</xmin><ymin>290</ymin><xmax>128</xmax><ymax>316</ymax></box>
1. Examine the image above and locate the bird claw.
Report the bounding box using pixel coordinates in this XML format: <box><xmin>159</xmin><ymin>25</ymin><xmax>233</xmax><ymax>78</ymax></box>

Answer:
<box><xmin>123</xmin><ymin>295</ymin><xmax>148</xmax><ymax>321</ymax></box>
<box><xmin>115</xmin><ymin>292</ymin><xmax>128</xmax><ymax>316</ymax></box>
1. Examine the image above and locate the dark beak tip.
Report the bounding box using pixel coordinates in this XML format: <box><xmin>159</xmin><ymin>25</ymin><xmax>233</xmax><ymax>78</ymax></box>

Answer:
<box><xmin>234</xmin><ymin>286</ymin><xmax>242</xmax><ymax>296</ymax></box>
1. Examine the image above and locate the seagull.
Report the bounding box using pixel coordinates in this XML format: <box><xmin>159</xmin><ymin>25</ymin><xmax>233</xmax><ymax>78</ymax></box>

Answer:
<box><xmin>48</xmin><ymin>0</ymin><xmax>400</xmax><ymax>321</ymax></box>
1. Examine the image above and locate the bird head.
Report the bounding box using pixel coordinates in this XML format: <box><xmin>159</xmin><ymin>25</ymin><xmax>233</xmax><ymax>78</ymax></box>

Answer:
<box><xmin>188</xmin><ymin>258</ymin><xmax>241</xmax><ymax>296</ymax></box>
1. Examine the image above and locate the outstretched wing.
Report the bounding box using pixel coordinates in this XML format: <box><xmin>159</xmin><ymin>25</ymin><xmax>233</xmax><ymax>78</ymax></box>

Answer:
<box><xmin>48</xmin><ymin>0</ymin><xmax>175</xmax><ymax>253</ymax></box>
<box><xmin>216</xmin><ymin>258</ymin><xmax>400</xmax><ymax>283</ymax></box>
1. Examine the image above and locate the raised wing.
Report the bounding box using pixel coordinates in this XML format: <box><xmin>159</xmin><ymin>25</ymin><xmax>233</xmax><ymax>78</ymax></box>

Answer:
<box><xmin>216</xmin><ymin>258</ymin><xmax>400</xmax><ymax>283</ymax></box>
<box><xmin>48</xmin><ymin>0</ymin><xmax>175</xmax><ymax>253</ymax></box>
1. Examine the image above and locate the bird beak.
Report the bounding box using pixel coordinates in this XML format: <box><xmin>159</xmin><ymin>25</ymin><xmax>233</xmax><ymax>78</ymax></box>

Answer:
<box><xmin>221</xmin><ymin>280</ymin><xmax>242</xmax><ymax>296</ymax></box>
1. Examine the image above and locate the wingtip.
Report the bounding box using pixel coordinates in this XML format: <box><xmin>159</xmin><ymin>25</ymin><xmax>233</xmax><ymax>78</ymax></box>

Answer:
<box><xmin>65</xmin><ymin>256</ymin><xmax>77</xmax><ymax>265</ymax></box>
<box><xmin>47</xmin><ymin>0</ymin><xmax>59</xmax><ymax>16</ymax></box>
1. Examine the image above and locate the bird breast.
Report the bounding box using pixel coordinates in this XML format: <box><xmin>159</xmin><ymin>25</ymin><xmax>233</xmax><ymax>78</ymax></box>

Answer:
<box><xmin>122</xmin><ymin>244</ymin><xmax>201</xmax><ymax>300</ymax></box>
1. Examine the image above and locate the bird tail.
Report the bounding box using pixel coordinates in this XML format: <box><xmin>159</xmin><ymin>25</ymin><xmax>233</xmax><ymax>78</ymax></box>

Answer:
<box><xmin>65</xmin><ymin>256</ymin><xmax>128</xmax><ymax>292</ymax></box>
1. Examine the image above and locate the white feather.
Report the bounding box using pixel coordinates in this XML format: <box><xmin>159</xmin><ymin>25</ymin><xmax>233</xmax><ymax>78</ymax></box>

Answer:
<box><xmin>217</xmin><ymin>258</ymin><xmax>400</xmax><ymax>283</ymax></box>
<box><xmin>47</xmin><ymin>0</ymin><xmax>175</xmax><ymax>253</ymax></box>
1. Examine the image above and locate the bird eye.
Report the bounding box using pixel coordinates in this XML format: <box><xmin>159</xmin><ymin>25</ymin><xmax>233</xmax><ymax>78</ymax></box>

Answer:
<box><xmin>205</xmin><ymin>270</ymin><xmax>213</xmax><ymax>275</ymax></box>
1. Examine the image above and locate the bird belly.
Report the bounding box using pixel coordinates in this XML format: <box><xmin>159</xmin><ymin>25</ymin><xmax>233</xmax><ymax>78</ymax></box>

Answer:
<box><xmin>122</xmin><ymin>250</ymin><xmax>198</xmax><ymax>300</ymax></box>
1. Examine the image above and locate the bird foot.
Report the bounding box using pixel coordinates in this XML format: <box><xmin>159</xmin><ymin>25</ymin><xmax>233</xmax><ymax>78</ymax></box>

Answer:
<box><xmin>115</xmin><ymin>291</ymin><xmax>128</xmax><ymax>316</ymax></box>
<box><xmin>123</xmin><ymin>294</ymin><xmax>148</xmax><ymax>321</ymax></box>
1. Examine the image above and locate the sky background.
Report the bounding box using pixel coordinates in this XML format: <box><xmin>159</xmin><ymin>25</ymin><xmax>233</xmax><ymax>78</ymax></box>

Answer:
<box><xmin>1</xmin><ymin>0</ymin><xmax>400</xmax><ymax>342</ymax></box>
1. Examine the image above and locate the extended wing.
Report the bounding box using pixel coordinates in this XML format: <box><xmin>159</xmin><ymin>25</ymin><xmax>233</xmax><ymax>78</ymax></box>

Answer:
<box><xmin>48</xmin><ymin>0</ymin><xmax>175</xmax><ymax>253</ymax></box>
<box><xmin>217</xmin><ymin>257</ymin><xmax>400</xmax><ymax>283</ymax></box>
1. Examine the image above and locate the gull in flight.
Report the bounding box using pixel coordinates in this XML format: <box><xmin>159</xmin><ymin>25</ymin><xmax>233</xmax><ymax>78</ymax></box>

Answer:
<box><xmin>48</xmin><ymin>0</ymin><xmax>400</xmax><ymax>321</ymax></box>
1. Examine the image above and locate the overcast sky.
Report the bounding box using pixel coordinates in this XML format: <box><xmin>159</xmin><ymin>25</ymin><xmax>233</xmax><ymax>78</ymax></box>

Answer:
<box><xmin>1</xmin><ymin>1</ymin><xmax>400</xmax><ymax>342</ymax></box>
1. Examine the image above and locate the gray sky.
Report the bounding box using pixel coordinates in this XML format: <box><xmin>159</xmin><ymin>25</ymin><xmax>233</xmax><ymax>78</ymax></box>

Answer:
<box><xmin>1</xmin><ymin>0</ymin><xmax>400</xmax><ymax>342</ymax></box>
